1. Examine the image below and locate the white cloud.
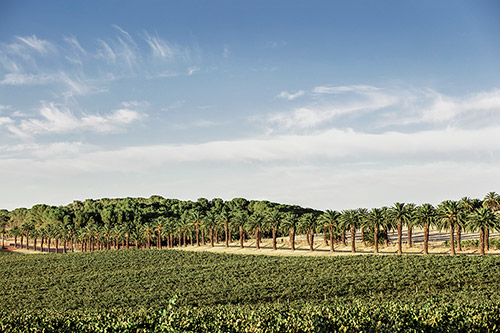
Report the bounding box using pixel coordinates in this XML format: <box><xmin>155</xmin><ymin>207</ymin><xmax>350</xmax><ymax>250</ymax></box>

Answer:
<box><xmin>14</xmin><ymin>125</ymin><xmax>496</xmax><ymax>173</ymax></box>
<box><xmin>0</xmin><ymin>73</ymin><xmax>55</xmax><ymax>85</ymax></box>
<box><xmin>9</xmin><ymin>103</ymin><xmax>144</xmax><ymax>138</ymax></box>
<box><xmin>312</xmin><ymin>85</ymin><xmax>379</xmax><ymax>94</ymax></box>
<box><xmin>144</xmin><ymin>33</ymin><xmax>174</xmax><ymax>59</ymax></box>
<box><xmin>187</xmin><ymin>66</ymin><xmax>200</xmax><ymax>75</ymax></box>
<box><xmin>96</xmin><ymin>39</ymin><xmax>117</xmax><ymax>63</ymax></box>
<box><xmin>15</xmin><ymin>35</ymin><xmax>55</xmax><ymax>55</ymax></box>
<box><xmin>0</xmin><ymin>117</ymin><xmax>13</xmax><ymax>126</ymax></box>
<box><xmin>268</xmin><ymin>88</ymin><xmax>398</xmax><ymax>129</ymax></box>
<box><xmin>407</xmin><ymin>89</ymin><xmax>500</xmax><ymax>124</ymax></box>
<box><xmin>275</xmin><ymin>90</ymin><xmax>305</xmax><ymax>101</ymax></box>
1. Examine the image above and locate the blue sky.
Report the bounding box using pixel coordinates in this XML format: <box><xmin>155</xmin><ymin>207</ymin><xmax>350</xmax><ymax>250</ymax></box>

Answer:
<box><xmin>1</xmin><ymin>1</ymin><xmax>500</xmax><ymax>210</ymax></box>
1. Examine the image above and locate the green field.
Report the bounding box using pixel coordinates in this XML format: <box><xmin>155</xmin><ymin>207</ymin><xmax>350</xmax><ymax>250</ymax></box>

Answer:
<box><xmin>1</xmin><ymin>249</ymin><xmax>500</xmax><ymax>331</ymax></box>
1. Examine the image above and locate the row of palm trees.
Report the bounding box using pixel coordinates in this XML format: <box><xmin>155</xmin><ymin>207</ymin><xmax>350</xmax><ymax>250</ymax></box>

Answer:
<box><xmin>1</xmin><ymin>193</ymin><xmax>499</xmax><ymax>255</ymax></box>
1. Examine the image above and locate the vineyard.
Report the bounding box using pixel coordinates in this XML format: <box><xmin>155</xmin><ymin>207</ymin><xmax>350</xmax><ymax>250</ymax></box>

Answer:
<box><xmin>1</xmin><ymin>249</ymin><xmax>500</xmax><ymax>331</ymax></box>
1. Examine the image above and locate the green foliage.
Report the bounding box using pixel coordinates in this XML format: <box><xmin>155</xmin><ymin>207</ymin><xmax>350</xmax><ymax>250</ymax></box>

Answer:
<box><xmin>1</xmin><ymin>250</ymin><xmax>500</xmax><ymax>331</ymax></box>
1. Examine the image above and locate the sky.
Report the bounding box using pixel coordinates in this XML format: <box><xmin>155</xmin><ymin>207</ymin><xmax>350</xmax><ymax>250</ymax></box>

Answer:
<box><xmin>1</xmin><ymin>1</ymin><xmax>500</xmax><ymax>211</ymax></box>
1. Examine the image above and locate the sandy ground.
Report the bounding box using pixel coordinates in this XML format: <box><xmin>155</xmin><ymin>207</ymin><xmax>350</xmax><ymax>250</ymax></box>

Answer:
<box><xmin>1</xmin><ymin>227</ymin><xmax>499</xmax><ymax>256</ymax></box>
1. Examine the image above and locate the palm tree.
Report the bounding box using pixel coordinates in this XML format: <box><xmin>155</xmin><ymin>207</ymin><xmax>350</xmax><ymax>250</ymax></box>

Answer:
<box><xmin>217</xmin><ymin>209</ymin><xmax>231</xmax><ymax>248</ymax></box>
<box><xmin>203</xmin><ymin>211</ymin><xmax>218</xmax><ymax>247</ymax></box>
<box><xmin>405</xmin><ymin>204</ymin><xmax>416</xmax><ymax>248</ymax></box>
<box><xmin>390</xmin><ymin>203</ymin><xmax>411</xmax><ymax>254</ymax></box>
<box><xmin>299</xmin><ymin>213</ymin><xmax>319</xmax><ymax>252</ymax></box>
<box><xmin>483</xmin><ymin>192</ymin><xmax>500</xmax><ymax>251</ymax></box>
<box><xmin>143</xmin><ymin>223</ymin><xmax>154</xmax><ymax>249</ymax></box>
<box><xmin>190</xmin><ymin>210</ymin><xmax>203</xmax><ymax>247</ymax></box>
<box><xmin>416</xmin><ymin>204</ymin><xmax>436</xmax><ymax>255</ymax></box>
<box><xmin>437</xmin><ymin>200</ymin><xmax>460</xmax><ymax>256</ymax></box>
<box><xmin>365</xmin><ymin>208</ymin><xmax>384</xmax><ymax>254</ymax></box>
<box><xmin>340</xmin><ymin>210</ymin><xmax>359</xmax><ymax>254</ymax></box>
<box><xmin>467</xmin><ymin>207</ymin><xmax>497</xmax><ymax>255</ymax></box>
<box><xmin>319</xmin><ymin>210</ymin><xmax>340</xmax><ymax>252</ymax></box>
<box><xmin>0</xmin><ymin>210</ymin><xmax>9</xmax><ymax>249</ymax></box>
<box><xmin>458</xmin><ymin>197</ymin><xmax>480</xmax><ymax>252</ymax></box>
<box><xmin>155</xmin><ymin>216</ymin><xmax>167</xmax><ymax>249</ymax></box>
<box><xmin>266</xmin><ymin>208</ymin><xmax>282</xmax><ymax>251</ymax></box>
<box><xmin>282</xmin><ymin>212</ymin><xmax>299</xmax><ymax>251</ymax></box>
<box><xmin>231</xmin><ymin>210</ymin><xmax>248</xmax><ymax>249</ymax></box>
<box><xmin>247</xmin><ymin>212</ymin><xmax>266</xmax><ymax>250</ymax></box>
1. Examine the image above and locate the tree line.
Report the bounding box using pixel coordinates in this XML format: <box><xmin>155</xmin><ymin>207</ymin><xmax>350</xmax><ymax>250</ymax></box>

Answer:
<box><xmin>0</xmin><ymin>192</ymin><xmax>499</xmax><ymax>255</ymax></box>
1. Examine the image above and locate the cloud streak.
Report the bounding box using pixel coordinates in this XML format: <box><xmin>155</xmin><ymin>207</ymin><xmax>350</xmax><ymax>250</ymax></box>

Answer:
<box><xmin>6</xmin><ymin>102</ymin><xmax>144</xmax><ymax>139</ymax></box>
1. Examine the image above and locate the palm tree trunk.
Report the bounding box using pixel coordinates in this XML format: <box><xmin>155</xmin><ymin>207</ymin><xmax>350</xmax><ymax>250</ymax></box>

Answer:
<box><xmin>202</xmin><ymin>230</ymin><xmax>206</xmax><ymax>246</ymax></box>
<box><xmin>374</xmin><ymin>226</ymin><xmax>379</xmax><ymax>254</ymax></box>
<box><xmin>329</xmin><ymin>226</ymin><xmax>334</xmax><ymax>252</ymax></box>
<box><xmin>272</xmin><ymin>227</ymin><xmax>277</xmax><ymax>250</ymax></box>
<box><xmin>479</xmin><ymin>227</ymin><xmax>485</xmax><ymax>255</ymax></box>
<box><xmin>384</xmin><ymin>227</ymin><xmax>389</xmax><ymax>247</ymax></box>
<box><xmin>33</xmin><ymin>238</ymin><xmax>37</xmax><ymax>251</ymax></box>
<box><xmin>289</xmin><ymin>228</ymin><xmax>295</xmax><ymax>251</ymax></box>
<box><xmin>306</xmin><ymin>231</ymin><xmax>310</xmax><ymax>246</ymax></box>
<box><xmin>397</xmin><ymin>220</ymin><xmax>402</xmax><ymax>254</ymax></box>
<box><xmin>14</xmin><ymin>235</ymin><xmax>17</xmax><ymax>248</ymax></box>
<box><xmin>456</xmin><ymin>225</ymin><xmax>462</xmax><ymax>251</ymax></box>
<box><xmin>41</xmin><ymin>238</ymin><xmax>44</xmax><ymax>252</ymax></box>
<box><xmin>341</xmin><ymin>230</ymin><xmax>346</xmax><ymax>246</ymax></box>
<box><xmin>183</xmin><ymin>233</ymin><xmax>187</xmax><ymax>247</ymax></box>
<box><xmin>225</xmin><ymin>221</ymin><xmax>229</xmax><ymax>248</ymax></box>
<box><xmin>196</xmin><ymin>226</ymin><xmax>199</xmax><ymax>246</ymax></box>
<box><xmin>486</xmin><ymin>227</ymin><xmax>490</xmax><ymax>251</ymax></box>
<box><xmin>210</xmin><ymin>227</ymin><xmax>214</xmax><ymax>247</ymax></box>
<box><xmin>255</xmin><ymin>227</ymin><xmax>260</xmax><ymax>249</ymax></box>
<box><xmin>228</xmin><ymin>229</ymin><xmax>232</xmax><ymax>245</ymax></box>
<box><xmin>239</xmin><ymin>226</ymin><xmax>245</xmax><ymax>249</ymax></box>
<box><xmin>407</xmin><ymin>227</ymin><xmax>412</xmax><ymax>248</ymax></box>
<box><xmin>449</xmin><ymin>222</ymin><xmax>455</xmax><ymax>256</ymax></box>
<box><xmin>55</xmin><ymin>238</ymin><xmax>59</xmax><ymax>254</ymax></box>
<box><xmin>48</xmin><ymin>238</ymin><xmax>51</xmax><ymax>253</ymax></box>
<box><xmin>423</xmin><ymin>223</ymin><xmax>429</xmax><ymax>255</ymax></box>
<box><xmin>20</xmin><ymin>235</ymin><xmax>24</xmax><ymax>249</ymax></box>
<box><xmin>158</xmin><ymin>230</ymin><xmax>162</xmax><ymax>249</ymax></box>
<box><xmin>309</xmin><ymin>231</ymin><xmax>314</xmax><ymax>252</ymax></box>
<box><xmin>350</xmin><ymin>224</ymin><xmax>356</xmax><ymax>253</ymax></box>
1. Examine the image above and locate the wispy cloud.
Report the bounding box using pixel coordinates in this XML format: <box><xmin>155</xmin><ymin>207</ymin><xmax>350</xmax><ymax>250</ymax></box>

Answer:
<box><xmin>267</xmin><ymin>86</ymin><xmax>397</xmax><ymax>130</ymax></box>
<box><xmin>312</xmin><ymin>85</ymin><xmax>379</xmax><ymax>94</ymax></box>
<box><xmin>8</xmin><ymin>102</ymin><xmax>145</xmax><ymax>139</ymax></box>
<box><xmin>396</xmin><ymin>88</ymin><xmax>500</xmax><ymax>125</ymax></box>
<box><xmin>144</xmin><ymin>33</ymin><xmax>175</xmax><ymax>59</ymax></box>
<box><xmin>15</xmin><ymin>35</ymin><xmax>55</xmax><ymax>55</ymax></box>
<box><xmin>187</xmin><ymin>66</ymin><xmax>200</xmax><ymax>75</ymax></box>
<box><xmin>275</xmin><ymin>90</ymin><xmax>305</xmax><ymax>101</ymax></box>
